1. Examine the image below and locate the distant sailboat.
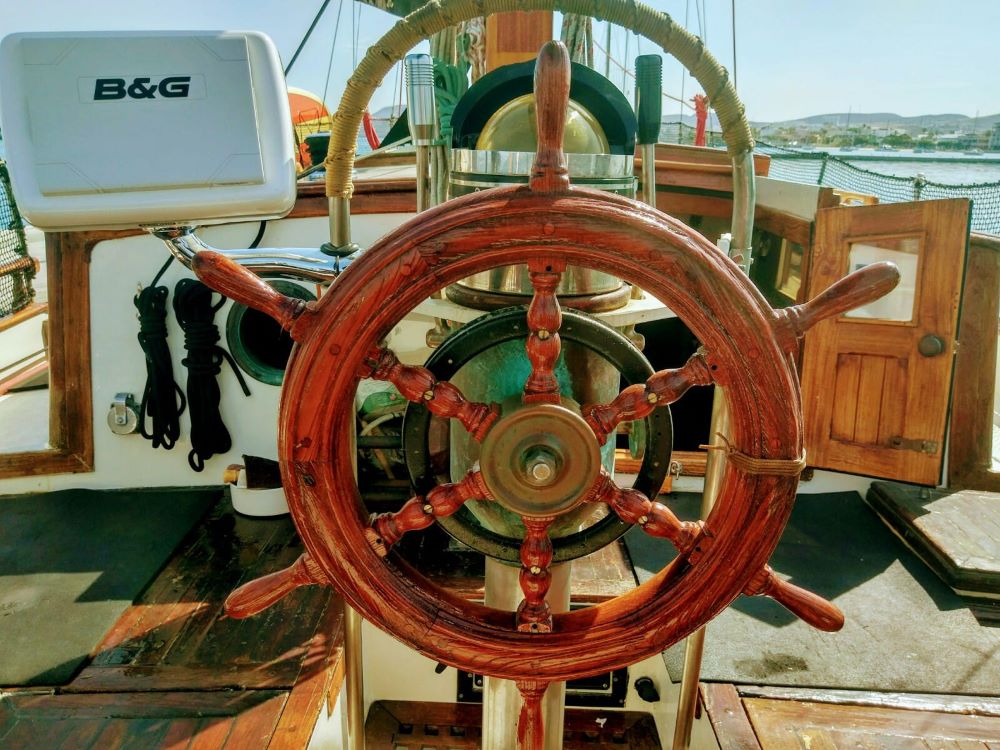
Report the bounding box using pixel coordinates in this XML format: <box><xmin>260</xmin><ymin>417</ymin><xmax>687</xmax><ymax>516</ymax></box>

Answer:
<box><xmin>840</xmin><ymin>106</ymin><xmax>856</xmax><ymax>151</ymax></box>
<box><xmin>965</xmin><ymin>110</ymin><xmax>984</xmax><ymax>155</ymax></box>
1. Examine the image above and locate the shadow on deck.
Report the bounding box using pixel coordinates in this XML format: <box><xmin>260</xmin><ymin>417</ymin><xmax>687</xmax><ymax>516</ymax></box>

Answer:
<box><xmin>0</xmin><ymin>497</ymin><xmax>344</xmax><ymax>749</ymax></box>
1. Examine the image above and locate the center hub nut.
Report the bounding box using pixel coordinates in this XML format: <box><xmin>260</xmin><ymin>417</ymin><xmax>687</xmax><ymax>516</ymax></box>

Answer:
<box><xmin>523</xmin><ymin>447</ymin><xmax>559</xmax><ymax>485</ymax></box>
<box><xmin>479</xmin><ymin>402</ymin><xmax>602</xmax><ymax>518</ymax></box>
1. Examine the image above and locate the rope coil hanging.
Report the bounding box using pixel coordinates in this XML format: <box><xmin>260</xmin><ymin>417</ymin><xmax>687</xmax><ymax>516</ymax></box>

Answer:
<box><xmin>134</xmin><ymin>257</ymin><xmax>185</xmax><ymax>450</ymax></box>
<box><xmin>173</xmin><ymin>279</ymin><xmax>251</xmax><ymax>472</ymax></box>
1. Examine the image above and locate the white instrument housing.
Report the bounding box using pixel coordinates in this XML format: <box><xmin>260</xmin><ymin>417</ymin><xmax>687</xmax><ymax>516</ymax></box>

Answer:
<box><xmin>0</xmin><ymin>30</ymin><xmax>295</xmax><ymax>231</ymax></box>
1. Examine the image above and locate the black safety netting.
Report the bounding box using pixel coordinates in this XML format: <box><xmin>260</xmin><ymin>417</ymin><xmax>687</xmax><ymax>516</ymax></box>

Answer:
<box><xmin>755</xmin><ymin>141</ymin><xmax>1000</xmax><ymax>234</ymax></box>
<box><xmin>0</xmin><ymin>161</ymin><xmax>35</xmax><ymax>319</ymax></box>
<box><xmin>658</xmin><ymin>123</ymin><xmax>1000</xmax><ymax>235</ymax></box>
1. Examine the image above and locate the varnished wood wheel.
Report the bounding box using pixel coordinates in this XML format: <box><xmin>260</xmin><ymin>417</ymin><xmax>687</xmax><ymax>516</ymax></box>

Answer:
<box><xmin>192</xmin><ymin>42</ymin><xmax>899</xmax><ymax>747</ymax></box>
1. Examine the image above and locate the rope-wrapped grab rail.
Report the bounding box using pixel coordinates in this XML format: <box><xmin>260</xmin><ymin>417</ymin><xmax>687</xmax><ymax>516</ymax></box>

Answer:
<box><xmin>324</xmin><ymin>0</ymin><xmax>753</xmax><ymax>199</ymax></box>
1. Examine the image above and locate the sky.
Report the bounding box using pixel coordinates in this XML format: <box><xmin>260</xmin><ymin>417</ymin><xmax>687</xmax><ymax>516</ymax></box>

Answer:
<box><xmin>0</xmin><ymin>0</ymin><xmax>997</xmax><ymax>123</ymax></box>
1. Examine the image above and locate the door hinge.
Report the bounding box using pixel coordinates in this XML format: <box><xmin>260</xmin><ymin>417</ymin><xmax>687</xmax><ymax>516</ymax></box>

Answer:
<box><xmin>888</xmin><ymin>436</ymin><xmax>938</xmax><ymax>454</ymax></box>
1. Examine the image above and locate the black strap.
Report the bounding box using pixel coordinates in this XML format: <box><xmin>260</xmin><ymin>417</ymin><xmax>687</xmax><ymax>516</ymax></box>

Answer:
<box><xmin>249</xmin><ymin>221</ymin><xmax>267</xmax><ymax>249</ymax></box>
<box><xmin>134</xmin><ymin>256</ymin><xmax>186</xmax><ymax>449</ymax></box>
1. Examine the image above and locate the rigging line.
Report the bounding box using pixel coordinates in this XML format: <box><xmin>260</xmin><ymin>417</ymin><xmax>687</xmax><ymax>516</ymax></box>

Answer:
<box><xmin>396</xmin><ymin>57</ymin><xmax>405</xmax><ymax>122</ymax></box>
<box><xmin>623</xmin><ymin>27</ymin><xmax>629</xmax><ymax>90</ymax></box>
<box><xmin>603</xmin><ymin>20</ymin><xmax>611</xmax><ymax>78</ymax></box>
<box><xmin>392</xmin><ymin>59</ymin><xmax>401</xmax><ymax>124</ymax></box>
<box><xmin>322</xmin><ymin>0</ymin><xmax>346</xmax><ymax>106</ymax></box>
<box><xmin>284</xmin><ymin>0</ymin><xmax>333</xmax><ymax>76</ymax></box>
<box><xmin>352</xmin><ymin>1</ymin><xmax>361</xmax><ymax>69</ymax></box>
<box><xmin>731</xmin><ymin>0</ymin><xmax>738</xmax><ymax>92</ymax></box>
<box><xmin>701</xmin><ymin>0</ymin><xmax>708</xmax><ymax>47</ymax></box>
<box><xmin>593</xmin><ymin>38</ymin><xmax>694</xmax><ymax>109</ymax></box>
<box><xmin>680</xmin><ymin>0</ymin><xmax>690</xmax><ymax>137</ymax></box>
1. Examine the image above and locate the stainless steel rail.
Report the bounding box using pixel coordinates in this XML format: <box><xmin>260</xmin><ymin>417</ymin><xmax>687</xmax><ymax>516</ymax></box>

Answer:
<box><xmin>151</xmin><ymin>225</ymin><xmax>353</xmax><ymax>283</ymax></box>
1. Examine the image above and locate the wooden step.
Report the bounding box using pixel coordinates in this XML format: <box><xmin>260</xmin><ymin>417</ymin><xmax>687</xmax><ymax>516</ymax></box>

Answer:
<box><xmin>701</xmin><ymin>683</ymin><xmax>1000</xmax><ymax>750</ymax></box>
<box><xmin>866</xmin><ymin>481</ymin><xmax>1000</xmax><ymax>600</ymax></box>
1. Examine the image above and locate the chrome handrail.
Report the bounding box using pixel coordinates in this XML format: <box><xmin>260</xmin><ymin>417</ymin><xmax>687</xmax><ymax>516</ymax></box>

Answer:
<box><xmin>150</xmin><ymin>225</ymin><xmax>356</xmax><ymax>283</ymax></box>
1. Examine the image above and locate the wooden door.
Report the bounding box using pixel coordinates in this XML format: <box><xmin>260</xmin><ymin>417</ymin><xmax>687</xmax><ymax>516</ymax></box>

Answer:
<box><xmin>800</xmin><ymin>199</ymin><xmax>970</xmax><ymax>485</ymax></box>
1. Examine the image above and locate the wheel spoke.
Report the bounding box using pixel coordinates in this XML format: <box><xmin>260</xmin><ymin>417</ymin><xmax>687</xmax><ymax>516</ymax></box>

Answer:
<box><xmin>587</xmin><ymin>472</ymin><xmax>702</xmax><ymax>552</ymax></box>
<box><xmin>362</xmin><ymin>346</ymin><xmax>500</xmax><ymax>441</ymax></box>
<box><xmin>515</xmin><ymin>517</ymin><xmax>555</xmax><ymax>632</ymax></box>
<box><xmin>583</xmin><ymin>350</ymin><xmax>714</xmax><ymax>443</ymax></box>
<box><xmin>743</xmin><ymin>565</ymin><xmax>844</xmax><ymax>632</ymax></box>
<box><xmin>366</xmin><ymin>469</ymin><xmax>490</xmax><ymax>556</ymax></box>
<box><xmin>523</xmin><ymin>259</ymin><xmax>566</xmax><ymax>404</ymax></box>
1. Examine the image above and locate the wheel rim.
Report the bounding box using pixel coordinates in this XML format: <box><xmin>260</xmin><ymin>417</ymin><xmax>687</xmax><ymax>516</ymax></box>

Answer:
<box><xmin>279</xmin><ymin>186</ymin><xmax>801</xmax><ymax>682</ymax></box>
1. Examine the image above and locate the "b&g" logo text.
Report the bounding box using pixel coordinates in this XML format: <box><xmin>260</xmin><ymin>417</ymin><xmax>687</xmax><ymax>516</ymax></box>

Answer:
<box><xmin>93</xmin><ymin>76</ymin><xmax>192</xmax><ymax>100</ymax></box>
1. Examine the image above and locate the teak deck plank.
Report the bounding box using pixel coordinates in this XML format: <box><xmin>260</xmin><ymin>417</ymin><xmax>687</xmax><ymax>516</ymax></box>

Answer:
<box><xmin>700</xmin><ymin>683</ymin><xmax>763</xmax><ymax>750</ymax></box>
<box><xmin>73</xmin><ymin>500</ymin><xmax>343</xmax><ymax>694</ymax></box>
<box><xmin>0</xmin><ymin>692</ymin><xmax>289</xmax><ymax>750</ymax></box>
<box><xmin>743</xmin><ymin>697</ymin><xmax>1000</xmax><ymax>747</ymax></box>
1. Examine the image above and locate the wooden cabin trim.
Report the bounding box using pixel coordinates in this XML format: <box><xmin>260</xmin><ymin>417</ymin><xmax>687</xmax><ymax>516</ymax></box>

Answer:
<box><xmin>654</xmin><ymin>188</ymin><xmax>812</xmax><ymax>248</ymax></box>
<box><xmin>640</xmin><ymin>145</ymin><xmax>770</xmax><ymax>196</ymax></box>
<box><xmin>293</xmin><ymin>178</ymin><xmax>417</xmax><ymax>217</ymax></box>
<box><xmin>0</xmin><ymin>232</ymin><xmax>105</xmax><ymax>479</ymax></box>
<box><xmin>0</xmin><ymin>301</ymin><xmax>47</xmax><ymax>334</ymax></box>
<box><xmin>485</xmin><ymin>11</ymin><xmax>553</xmax><ymax>72</ymax></box>
<box><xmin>0</xmin><ymin>182</ymin><xmax>415</xmax><ymax>480</ymax></box>
<box><xmin>948</xmin><ymin>232</ymin><xmax>1000</xmax><ymax>490</ymax></box>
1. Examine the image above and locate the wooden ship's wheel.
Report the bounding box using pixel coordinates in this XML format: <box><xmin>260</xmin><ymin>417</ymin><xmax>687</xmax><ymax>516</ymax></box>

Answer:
<box><xmin>191</xmin><ymin>13</ymin><xmax>900</xmax><ymax>750</ymax></box>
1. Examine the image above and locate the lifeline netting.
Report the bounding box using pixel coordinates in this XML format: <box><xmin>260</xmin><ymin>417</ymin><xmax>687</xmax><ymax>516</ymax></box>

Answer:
<box><xmin>0</xmin><ymin>161</ymin><xmax>35</xmax><ymax>319</ymax></box>
<box><xmin>661</xmin><ymin>123</ymin><xmax>1000</xmax><ymax>235</ymax></box>
<box><xmin>757</xmin><ymin>141</ymin><xmax>1000</xmax><ymax>234</ymax></box>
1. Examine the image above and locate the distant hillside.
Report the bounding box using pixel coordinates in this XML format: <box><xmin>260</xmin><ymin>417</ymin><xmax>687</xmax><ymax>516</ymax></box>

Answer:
<box><xmin>752</xmin><ymin>111</ymin><xmax>1000</xmax><ymax>132</ymax></box>
<box><xmin>372</xmin><ymin>104</ymin><xmax>998</xmax><ymax>134</ymax></box>
<box><xmin>372</xmin><ymin>105</ymin><xmax>404</xmax><ymax>119</ymax></box>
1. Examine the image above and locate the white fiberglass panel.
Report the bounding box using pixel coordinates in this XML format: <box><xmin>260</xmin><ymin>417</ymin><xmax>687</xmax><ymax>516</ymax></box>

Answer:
<box><xmin>22</xmin><ymin>35</ymin><xmax>263</xmax><ymax>195</ymax></box>
<box><xmin>0</xmin><ymin>31</ymin><xmax>295</xmax><ymax>230</ymax></box>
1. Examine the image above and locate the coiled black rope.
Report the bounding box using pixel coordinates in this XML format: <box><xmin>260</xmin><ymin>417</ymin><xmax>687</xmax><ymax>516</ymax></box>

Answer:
<box><xmin>134</xmin><ymin>257</ymin><xmax>185</xmax><ymax>449</ymax></box>
<box><xmin>173</xmin><ymin>279</ymin><xmax>251</xmax><ymax>472</ymax></box>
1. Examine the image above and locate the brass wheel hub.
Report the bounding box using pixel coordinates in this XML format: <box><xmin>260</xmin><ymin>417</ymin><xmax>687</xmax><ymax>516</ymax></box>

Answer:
<box><xmin>480</xmin><ymin>403</ymin><xmax>602</xmax><ymax>517</ymax></box>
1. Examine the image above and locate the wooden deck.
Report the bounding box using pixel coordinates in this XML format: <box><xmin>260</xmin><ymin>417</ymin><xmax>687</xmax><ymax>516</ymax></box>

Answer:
<box><xmin>702</xmin><ymin>684</ymin><xmax>1000</xmax><ymax>750</ymax></box>
<box><xmin>0</xmin><ymin>494</ymin><xmax>640</xmax><ymax>750</ymax></box>
<box><xmin>8</xmin><ymin>491</ymin><xmax>998</xmax><ymax>749</ymax></box>
<box><xmin>0</xmin><ymin>499</ymin><xmax>344</xmax><ymax>750</ymax></box>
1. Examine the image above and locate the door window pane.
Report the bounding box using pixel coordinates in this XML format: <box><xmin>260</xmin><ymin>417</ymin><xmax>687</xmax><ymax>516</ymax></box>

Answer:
<box><xmin>846</xmin><ymin>236</ymin><xmax>920</xmax><ymax>322</ymax></box>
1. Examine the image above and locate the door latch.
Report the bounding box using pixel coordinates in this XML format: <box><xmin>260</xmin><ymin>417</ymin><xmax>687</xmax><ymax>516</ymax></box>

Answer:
<box><xmin>888</xmin><ymin>435</ymin><xmax>938</xmax><ymax>454</ymax></box>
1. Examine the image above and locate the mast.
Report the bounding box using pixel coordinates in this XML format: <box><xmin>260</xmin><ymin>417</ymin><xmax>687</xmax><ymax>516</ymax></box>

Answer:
<box><xmin>485</xmin><ymin>11</ymin><xmax>553</xmax><ymax>71</ymax></box>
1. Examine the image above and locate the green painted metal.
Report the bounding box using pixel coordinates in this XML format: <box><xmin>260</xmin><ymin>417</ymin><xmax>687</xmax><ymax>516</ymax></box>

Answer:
<box><xmin>225</xmin><ymin>280</ymin><xmax>316</xmax><ymax>386</ymax></box>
